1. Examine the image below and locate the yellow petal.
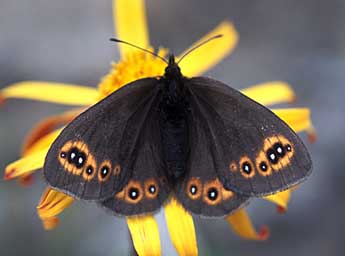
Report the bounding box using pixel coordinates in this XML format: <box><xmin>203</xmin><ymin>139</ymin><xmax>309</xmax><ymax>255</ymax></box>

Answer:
<box><xmin>127</xmin><ymin>215</ymin><xmax>161</xmax><ymax>256</ymax></box>
<box><xmin>4</xmin><ymin>148</ymin><xmax>47</xmax><ymax>180</ymax></box>
<box><xmin>241</xmin><ymin>81</ymin><xmax>296</xmax><ymax>106</ymax></box>
<box><xmin>1</xmin><ymin>82</ymin><xmax>98</xmax><ymax>106</ymax></box>
<box><xmin>37</xmin><ymin>187</ymin><xmax>74</xmax><ymax>230</ymax></box>
<box><xmin>272</xmin><ymin>108</ymin><xmax>311</xmax><ymax>133</ymax></box>
<box><xmin>114</xmin><ymin>0</ymin><xmax>149</xmax><ymax>57</ymax></box>
<box><xmin>164</xmin><ymin>198</ymin><xmax>198</xmax><ymax>256</ymax></box>
<box><xmin>178</xmin><ymin>22</ymin><xmax>238</xmax><ymax>77</ymax></box>
<box><xmin>22</xmin><ymin>109</ymin><xmax>81</xmax><ymax>155</ymax></box>
<box><xmin>264</xmin><ymin>189</ymin><xmax>291</xmax><ymax>213</ymax></box>
<box><xmin>23</xmin><ymin>128</ymin><xmax>62</xmax><ymax>156</ymax></box>
<box><xmin>226</xmin><ymin>209</ymin><xmax>269</xmax><ymax>240</ymax></box>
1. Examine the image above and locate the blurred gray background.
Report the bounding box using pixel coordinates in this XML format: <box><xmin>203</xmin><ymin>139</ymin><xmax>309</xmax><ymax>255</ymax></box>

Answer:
<box><xmin>0</xmin><ymin>0</ymin><xmax>344</xmax><ymax>255</ymax></box>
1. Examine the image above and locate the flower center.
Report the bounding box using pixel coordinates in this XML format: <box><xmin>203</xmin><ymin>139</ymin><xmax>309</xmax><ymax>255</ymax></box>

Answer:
<box><xmin>98</xmin><ymin>48</ymin><xmax>167</xmax><ymax>99</ymax></box>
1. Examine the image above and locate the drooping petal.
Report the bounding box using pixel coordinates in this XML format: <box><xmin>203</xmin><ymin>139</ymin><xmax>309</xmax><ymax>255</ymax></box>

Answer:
<box><xmin>264</xmin><ymin>189</ymin><xmax>291</xmax><ymax>213</ymax></box>
<box><xmin>226</xmin><ymin>209</ymin><xmax>269</xmax><ymax>240</ymax></box>
<box><xmin>126</xmin><ymin>215</ymin><xmax>161</xmax><ymax>256</ymax></box>
<box><xmin>22</xmin><ymin>109</ymin><xmax>81</xmax><ymax>154</ymax></box>
<box><xmin>1</xmin><ymin>82</ymin><xmax>98</xmax><ymax>106</ymax></box>
<box><xmin>4</xmin><ymin>148</ymin><xmax>47</xmax><ymax>180</ymax></box>
<box><xmin>178</xmin><ymin>22</ymin><xmax>238</xmax><ymax>77</ymax></box>
<box><xmin>37</xmin><ymin>187</ymin><xmax>74</xmax><ymax>230</ymax></box>
<box><xmin>114</xmin><ymin>0</ymin><xmax>149</xmax><ymax>57</ymax></box>
<box><xmin>164</xmin><ymin>198</ymin><xmax>198</xmax><ymax>256</ymax></box>
<box><xmin>23</xmin><ymin>128</ymin><xmax>63</xmax><ymax>156</ymax></box>
<box><xmin>272</xmin><ymin>108</ymin><xmax>311</xmax><ymax>133</ymax></box>
<box><xmin>241</xmin><ymin>81</ymin><xmax>296</xmax><ymax>106</ymax></box>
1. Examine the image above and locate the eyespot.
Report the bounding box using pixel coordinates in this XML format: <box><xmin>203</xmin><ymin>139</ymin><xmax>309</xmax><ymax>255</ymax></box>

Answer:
<box><xmin>207</xmin><ymin>188</ymin><xmax>218</xmax><ymax>201</ymax></box>
<box><xmin>128</xmin><ymin>188</ymin><xmax>140</xmax><ymax>200</ymax></box>
<box><xmin>98</xmin><ymin>160</ymin><xmax>112</xmax><ymax>182</ymax></box>
<box><xmin>239</xmin><ymin>156</ymin><xmax>255</xmax><ymax>178</ymax></box>
<box><xmin>114</xmin><ymin>164</ymin><xmax>121</xmax><ymax>175</ymax></box>
<box><xmin>122</xmin><ymin>181</ymin><xmax>143</xmax><ymax>204</ymax></box>
<box><xmin>203</xmin><ymin>179</ymin><xmax>222</xmax><ymax>205</ymax></box>
<box><xmin>273</xmin><ymin>142</ymin><xmax>285</xmax><ymax>157</ymax></box>
<box><xmin>186</xmin><ymin>178</ymin><xmax>202</xmax><ymax>200</ymax></box>
<box><xmin>259</xmin><ymin>161</ymin><xmax>268</xmax><ymax>172</ymax></box>
<box><xmin>266</xmin><ymin>148</ymin><xmax>279</xmax><ymax>164</ymax></box>
<box><xmin>145</xmin><ymin>179</ymin><xmax>159</xmax><ymax>199</ymax></box>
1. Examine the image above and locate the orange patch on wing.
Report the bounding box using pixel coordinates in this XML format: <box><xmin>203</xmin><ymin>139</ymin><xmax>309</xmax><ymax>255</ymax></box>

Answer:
<box><xmin>239</xmin><ymin>156</ymin><xmax>255</xmax><ymax>178</ymax></box>
<box><xmin>59</xmin><ymin>140</ymin><xmax>97</xmax><ymax>180</ymax></box>
<box><xmin>186</xmin><ymin>177</ymin><xmax>202</xmax><ymax>200</ymax></box>
<box><xmin>145</xmin><ymin>178</ymin><xmax>159</xmax><ymax>199</ymax></box>
<box><xmin>263</xmin><ymin>135</ymin><xmax>294</xmax><ymax>171</ymax></box>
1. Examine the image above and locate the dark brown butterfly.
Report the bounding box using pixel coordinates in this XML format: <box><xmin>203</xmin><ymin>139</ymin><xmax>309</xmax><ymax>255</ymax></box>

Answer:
<box><xmin>43</xmin><ymin>38</ymin><xmax>312</xmax><ymax>217</ymax></box>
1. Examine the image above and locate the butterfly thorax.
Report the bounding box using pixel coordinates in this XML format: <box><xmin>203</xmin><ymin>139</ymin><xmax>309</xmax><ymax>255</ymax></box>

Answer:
<box><xmin>159</xmin><ymin>55</ymin><xmax>190</xmax><ymax>183</ymax></box>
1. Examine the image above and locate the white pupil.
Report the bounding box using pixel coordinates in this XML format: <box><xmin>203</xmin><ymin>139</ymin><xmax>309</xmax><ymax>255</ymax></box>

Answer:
<box><xmin>210</xmin><ymin>192</ymin><xmax>216</xmax><ymax>198</ymax></box>
<box><xmin>131</xmin><ymin>191</ymin><xmax>137</xmax><ymax>197</ymax></box>
<box><xmin>277</xmin><ymin>147</ymin><xmax>283</xmax><ymax>153</ymax></box>
<box><xmin>70</xmin><ymin>152</ymin><xmax>76</xmax><ymax>159</ymax></box>
<box><xmin>150</xmin><ymin>186</ymin><xmax>155</xmax><ymax>193</ymax></box>
<box><xmin>191</xmin><ymin>187</ymin><xmax>196</xmax><ymax>193</ymax></box>
<box><xmin>78</xmin><ymin>157</ymin><xmax>84</xmax><ymax>164</ymax></box>
<box><xmin>270</xmin><ymin>153</ymin><xmax>276</xmax><ymax>160</ymax></box>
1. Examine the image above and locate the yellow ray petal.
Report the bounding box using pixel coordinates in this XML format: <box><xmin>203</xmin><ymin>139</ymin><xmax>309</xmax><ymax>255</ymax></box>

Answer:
<box><xmin>164</xmin><ymin>198</ymin><xmax>198</xmax><ymax>256</ymax></box>
<box><xmin>4</xmin><ymin>148</ymin><xmax>47</xmax><ymax>180</ymax></box>
<box><xmin>264</xmin><ymin>189</ymin><xmax>291</xmax><ymax>213</ymax></box>
<box><xmin>241</xmin><ymin>81</ymin><xmax>296</xmax><ymax>106</ymax></box>
<box><xmin>23</xmin><ymin>128</ymin><xmax>62</xmax><ymax>156</ymax></box>
<box><xmin>114</xmin><ymin>0</ymin><xmax>149</xmax><ymax>57</ymax></box>
<box><xmin>272</xmin><ymin>108</ymin><xmax>311</xmax><ymax>133</ymax></box>
<box><xmin>1</xmin><ymin>82</ymin><xmax>99</xmax><ymax>106</ymax></box>
<box><xmin>127</xmin><ymin>215</ymin><xmax>161</xmax><ymax>256</ymax></box>
<box><xmin>22</xmin><ymin>109</ymin><xmax>81</xmax><ymax>154</ymax></box>
<box><xmin>226</xmin><ymin>209</ymin><xmax>269</xmax><ymax>240</ymax></box>
<box><xmin>178</xmin><ymin>22</ymin><xmax>238</xmax><ymax>77</ymax></box>
<box><xmin>37</xmin><ymin>187</ymin><xmax>74</xmax><ymax>230</ymax></box>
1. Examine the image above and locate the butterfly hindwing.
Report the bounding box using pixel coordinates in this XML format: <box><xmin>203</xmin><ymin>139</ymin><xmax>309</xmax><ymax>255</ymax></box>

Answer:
<box><xmin>100</xmin><ymin>107</ymin><xmax>171</xmax><ymax>216</ymax></box>
<box><xmin>186</xmin><ymin>77</ymin><xmax>312</xmax><ymax>197</ymax></box>
<box><xmin>174</xmin><ymin>102</ymin><xmax>249</xmax><ymax>217</ymax></box>
<box><xmin>43</xmin><ymin>78</ymin><xmax>161</xmax><ymax>201</ymax></box>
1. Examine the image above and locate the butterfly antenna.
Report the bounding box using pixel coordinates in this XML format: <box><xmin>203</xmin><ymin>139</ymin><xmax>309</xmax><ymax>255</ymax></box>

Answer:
<box><xmin>177</xmin><ymin>34</ymin><xmax>223</xmax><ymax>65</ymax></box>
<box><xmin>110</xmin><ymin>38</ymin><xmax>168</xmax><ymax>64</ymax></box>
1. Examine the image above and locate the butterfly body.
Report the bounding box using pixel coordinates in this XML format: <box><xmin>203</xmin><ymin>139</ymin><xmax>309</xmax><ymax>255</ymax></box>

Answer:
<box><xmin>44</xmin><ymin>54</ymin><xmax>312</xmax><ymax>217</ymax></box>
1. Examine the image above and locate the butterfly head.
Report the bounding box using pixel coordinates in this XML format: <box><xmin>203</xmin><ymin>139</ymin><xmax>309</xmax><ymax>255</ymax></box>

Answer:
<box><xmin>164</xmin><ymin>54</ymin><xmax>182</xmax><ymax>80</ymax></box>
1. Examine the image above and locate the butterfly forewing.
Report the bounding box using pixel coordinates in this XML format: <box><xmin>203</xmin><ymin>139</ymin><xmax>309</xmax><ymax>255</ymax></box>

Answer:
<box><xmin>186</xmin><ymin>77</ymin><xmax>312</xmax><ymax>197</ymax></box>
<box><xmin>43</xmin><ymin>78</ymin><xmax>161</xmax><ymax>201</ymax></box>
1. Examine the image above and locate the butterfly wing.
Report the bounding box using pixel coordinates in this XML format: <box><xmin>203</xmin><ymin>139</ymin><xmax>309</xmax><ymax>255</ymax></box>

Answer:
<box><xmin>175</xmin><ymin>107</ymin><xmax>249</xmax><ymax>217</ymax></box>
<box><xmin>100</xmin><ymin>107</ymin><xmax>171</xmax><ymax>216</ymax></box>
<box><xmin>44</xmin><ymin>78</ymin><xmax>161</xmax><ymax>201</ymax></box>
<box><xmin>185</xmin><ymin>77</ymin><xmax>312</xmax><ymax>197</ymax></box>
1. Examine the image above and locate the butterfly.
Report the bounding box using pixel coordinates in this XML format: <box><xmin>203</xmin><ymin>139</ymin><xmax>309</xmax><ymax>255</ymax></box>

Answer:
<box><xmin>43</xmin><ymin>38</ymin><xmax>312</xmax><ymax>217</ymax></box>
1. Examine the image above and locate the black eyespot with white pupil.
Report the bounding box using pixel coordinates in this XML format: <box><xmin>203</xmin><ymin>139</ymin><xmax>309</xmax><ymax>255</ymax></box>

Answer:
<box><xmin>274</xmin><ymin>142</ymin><xmax>285</xmax><ymax>157</ymax></box>
<box><xmin>242</xmin><ymin>162</ymin><xmax>252</xmax><ymax>174</ymax></box>
<box><xmin>259</xmin><ymin>161</ymin><xmax>268</xmax><ymax>172</ymax></box>
<box><xmin>129</xmin><ymin>188</ymin><xmax>139</xmax><ymax>200</ymax></box>
<box><xmin>148</xmin><ymin>185</ymin><xmax>156</xmax><ymax>194</ymax></box>
<box><xmin>86</xmin><ymin>166</ymin><xmax>93</xmax><ymax>175</ymax></box>
<box><xmin>267</xmin><ymin>149</ymin><xmax>278</xmax><ymax>164</ymax></box>
<box><xmin>190</xmin><ymin>185</ymin><xmax>198</xmax><ymax>195</ymax></box>
<box><xmin>100</xmin><ymin>166</ymin><xmax>110</xmax><ymax>178</ymax></box>
<box><xmin>67</xmin><ymin>147</ymin><xmax>87</xmax><ymax>168</ymax></box>
<box><xmin>207</xmin><ymin>188</ymin><xmax>218</xmax><ymax>201</ymax></box>
<box><xmin>286</xmin><ymin>144</ymin><xmax>292</xmax><ymax>152</ymax></box>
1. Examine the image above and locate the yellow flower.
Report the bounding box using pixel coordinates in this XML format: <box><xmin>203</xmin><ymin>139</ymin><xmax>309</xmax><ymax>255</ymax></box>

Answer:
<box><xmin>1</xmin><ymin>0</ymin><xmax>315</xmax><ymax>255</ymax></box>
